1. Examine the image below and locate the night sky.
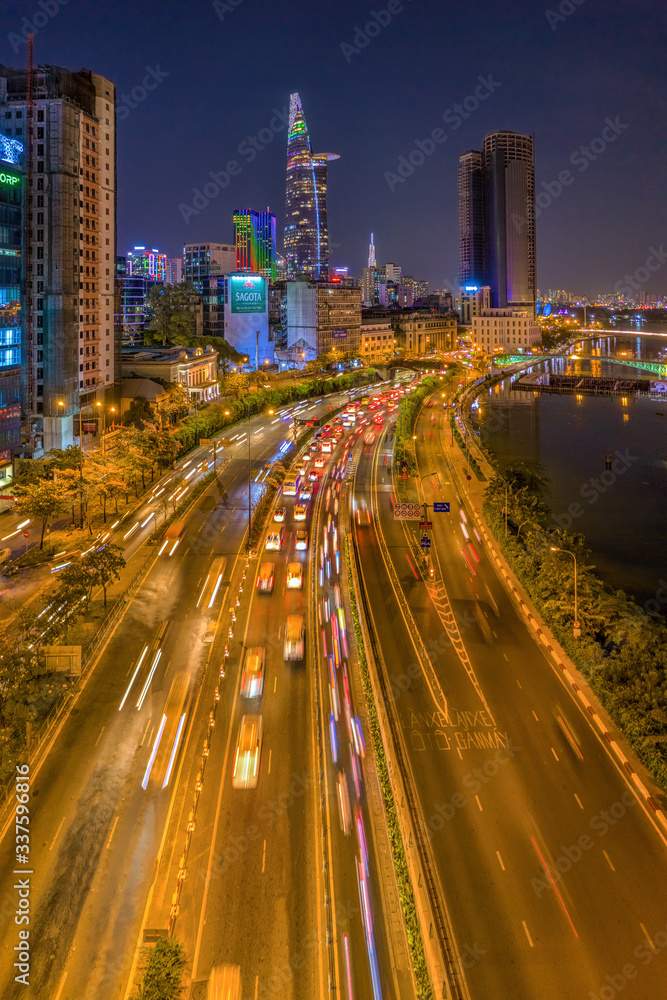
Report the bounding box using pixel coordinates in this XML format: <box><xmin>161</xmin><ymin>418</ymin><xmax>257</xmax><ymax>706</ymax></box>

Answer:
<box><xmin>4</xmin><ymin>0</ymin><xmax>665</xmax><ymax>295</ymax></box>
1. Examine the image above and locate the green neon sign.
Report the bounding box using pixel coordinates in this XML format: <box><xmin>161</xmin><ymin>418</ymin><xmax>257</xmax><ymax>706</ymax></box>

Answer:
<box><xmin>0</xmin><ymin>171</ymin><xmax>20</xmax><ymax>187</ymax></box>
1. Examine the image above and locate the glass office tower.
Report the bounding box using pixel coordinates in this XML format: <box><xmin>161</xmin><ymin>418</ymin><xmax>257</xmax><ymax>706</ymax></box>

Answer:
<box><xmin>234</xmin><ymin>209</ymin><xmax>277</xmax><ymax>279</ymax></box>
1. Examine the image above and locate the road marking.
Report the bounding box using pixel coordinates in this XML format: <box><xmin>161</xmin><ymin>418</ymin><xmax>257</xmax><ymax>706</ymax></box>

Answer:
<box><xmin>492</xmin><ymin>630</ymin><xmax>498</xmax><ymax>638</ymax></box>
<box><xmin>551</xmin><ymin>747</ymin><xmax>559</xmax><ymax>761</ymax></box>
<box><xmin>140</xmin><ymin>718</ymin><xmax>151</xmax><ymax>747</ymax></box>
<box><xmin>496</xmin><ymin>850</ymin><xmax>505</xmax><ymax>871</ymax></box>
<box><xmin>603</xmin><ymin>850</ymin><xmax>615</xmax><ymax>871</ymax></box>
<box><xmin>268</xmin><ymin>748</ymin><xmax>272</xmax><ymax>774</ymax></box>
<box><xmin>48</xmin><ymin>816</ymin><xmax>66</xmax><ymax>852</ymax></box>
<box><xmin>273</xmin><ymin>676</ymin><xmax>277</xmax><ymax>693</ymax></box>
<box><xmin>640</xmin><ymin>923</ymin><xmax>655</xmax><ymax>950</ymax></box>
<box><xmin>503</xmin><ymin>652</ymin><xmax>508</xmax><ymax>660</ymax></box>
<box><xmin>522</xmin><ymin>921</ymin><xmax>534</xmax><ymax>947</ymax></box>
<box><xmin>516</xmin><ymin>679</ymin><xmax>522</xmax><ymax>688</ymax></box>
<box><xmin>574</xmin><ymin>793</ymin><xmax>584</xmax><ymax>810</ymax></box>
<box><xmin>530</xmin><ymin>835</ymin><xmax>578</xmax><ymax>937</ymax></box>
<box><xmin>457</xmin><ymin>747</ymin><xmax>462</xmax><ymax>760</ymax></box>
<box><xmin>475</xmin><ymin>795</ymin><xmax>483</xmax><ymax>812</ymax></box>
<box><xmin>261</xmin><ymin>839</ymin><xmax>266</xmax><ymax>874</ymax></box>
<box><xmin>94</xmin><ymin>726</ymin><xmax>105</xmax><ymax>747</ymax></box>
<box><xmin>107</xmin><ymin>815</ymin><xmax>119</xmax><ymax>849</ymax></box>
<box><xmin>532</xmin><ymin>711</ymin><xmax>539</xmax><ymax>722</ymax></box>
<box><xmin>254</xmin><ymin>975</ymin><xmax>259</xmax><ymax>1000</ymax></box>
<box><xmin>54</xmin><ymin>971</ymin><xmax>68</xmax><ymax>1000</ymax></box>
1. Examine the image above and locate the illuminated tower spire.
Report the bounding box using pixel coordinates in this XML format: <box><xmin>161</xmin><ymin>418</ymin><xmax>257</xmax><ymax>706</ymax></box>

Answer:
<box><xmin>284</xmin><ymin>92</ymin><xmax>339</xmax><ymax>280</ymax></box>
<box><xmin>368</xmin><ymin>232</ymin><xmax>376</xmax><ymax>269</ymax></box>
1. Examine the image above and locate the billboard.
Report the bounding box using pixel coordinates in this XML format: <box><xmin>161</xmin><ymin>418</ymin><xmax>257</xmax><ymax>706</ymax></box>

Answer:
<box><xmin>332</xmin><ymin>329</ymin><xmax>347</xmax><ymax>339</ymax></box>
<box><xmin>230</xmin><ymin>274</ymin><xmax>267</xmax><ymax>314</ymax></box>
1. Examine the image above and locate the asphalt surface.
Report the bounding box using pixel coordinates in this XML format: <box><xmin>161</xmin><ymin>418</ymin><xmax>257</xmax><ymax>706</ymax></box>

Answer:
<box><xmin>351</xmin><ymin>388</ymin><xmax>667</xmax><ymax>998</ymax></box>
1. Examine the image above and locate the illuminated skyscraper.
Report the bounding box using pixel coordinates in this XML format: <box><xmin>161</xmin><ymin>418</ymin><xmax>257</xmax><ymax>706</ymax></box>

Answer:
<box><xmin>284</xmin><ymin>93</ymin><xmax>339</xmax><ymax>280</ymax></box>
<box><xmin>368</xmin><ymin>233</ymin><xmax>376</xmax><ymax>269</ymax></box>
<box><xmin>234</xmin><ymin>209</ymin><xmax>277</xmax><ymax>278</ymax></box>
<box><xmin>458</xmin><ymin>131</ymin><xmax>535</xmax><ymax>313</ymax></box>
<box><xmin>127</xmin><ymin>246</ymin><xmax>166</xmax><ymax>283</ymax></box>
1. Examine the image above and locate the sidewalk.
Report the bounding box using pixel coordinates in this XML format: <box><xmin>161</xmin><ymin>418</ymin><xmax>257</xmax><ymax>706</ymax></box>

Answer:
<box><xmin>418</xmin><ymin>384</ymin><xmax>667</xmax><ymax>835</ymax></box>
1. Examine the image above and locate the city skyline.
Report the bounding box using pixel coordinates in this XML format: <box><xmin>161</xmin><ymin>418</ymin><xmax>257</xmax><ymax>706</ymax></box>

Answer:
<box><xmin>2</xmin><ymin>1</ymin><xmax>661</xmax><ymax>294</ymax></box>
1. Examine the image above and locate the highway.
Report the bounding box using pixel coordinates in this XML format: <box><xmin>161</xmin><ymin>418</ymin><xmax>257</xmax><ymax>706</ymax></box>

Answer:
<box><xmin>350</xmin><ymin>382</ymin><xmax>667</xmax><ymax>998</ymax></box>
<box><xmin>0</xmin><ymin>389</ymin><xmax>375</xmax><ymax>1000</ymax></box>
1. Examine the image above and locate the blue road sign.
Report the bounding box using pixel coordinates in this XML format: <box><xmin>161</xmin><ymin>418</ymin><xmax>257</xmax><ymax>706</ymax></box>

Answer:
<box><xmin>433</xmin><ymin>502</ymin><xmax>450</xmax><ymax>512</ymax></box>
<box><xmin>420</xmin><ymin>537</ymin><xmax>431</xmax><ymax>548</ymax></box>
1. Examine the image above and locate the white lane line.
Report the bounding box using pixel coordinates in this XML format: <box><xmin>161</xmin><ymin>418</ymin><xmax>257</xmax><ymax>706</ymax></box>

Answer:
<box><xmin>140</xmin><ymin>718</ymin><xmax>151</xmax><ymax>747</ymax></box>
<box><xmin>496</xmin><ymin>850</ymin><xmax>505</xmax><ymax>871</ymax></box>
<box><xmin>261</xmin><ymin>839</ymin><xmax>266</xmax><ymax>874</ymax></box>
<box><xmin>475</xmin><ymin>795</ymin><xmax>483</xmax><ymax>812</ymax></box>
<box><xmin>254</xmin><ymin>975</ymin><xmax>259</xmax><ymax>1000</ymax></box>
<box><xmin>106</xmin><ymin>815</ymin><xmax>119</xmax><ymax>849</ymax></box>
<box><xmin>49</xmin><ymin>816</ymin><xmax>66</xmax><ymax>852</ymax></box>
<box><xmin>640</xmin><ymin>923</ymin><xmax>655</xmax><ymax>950</ymax></box>
<box><xmin>273</xmin><ymin>676</ymin><xmax>277</xmax><ymax>693</ymax></box>
<box><xmin>551</xmin><ymin>747</ymin><xmax>559</xmax><ymax>761</ymax></box>
<box><xmin>268</xmin><ymin>748</ymin><xmax>272</xmax><ymax>774</ymax></box>
<box><xmin>522</xmin><ymin>921</ymin><xmax>534</xmax><ymax>947</ymax></box>
<box><xmin>603</xmin><ymin>850</ymin><xmax>615</xmax><ymax>872</ymax></box>
<box><xmin>94</xmin><ymin>726</ymin><xmax>105</xmax><ymax>747</ymax></box>
<box><xmin>457</xmin><ymin>747</ymin><xmax>463</xmax><ymax>760</ymax></box>
<box><xmin>516</xmin><ymin>679</ymin><xmax>522</xmax><ymax>688</ymax></box>
<box><xmin>54</xmin><ymin>971</ymin><xmax>68</xmax><ymax>1000</ymax></box>
<box><xmin>503</xmin><ymin>652</ymin><xmax>508</xmax><ymax>660</ymax></box>
<box><xmin>532</xmin><ymin>710</ymin><xmax>539</xmax><ymax>722</ymax></box>
<box><xmin>574</xmin><ymin>793</ymin><xmax>584</xmax><ymax>810</ymax></box>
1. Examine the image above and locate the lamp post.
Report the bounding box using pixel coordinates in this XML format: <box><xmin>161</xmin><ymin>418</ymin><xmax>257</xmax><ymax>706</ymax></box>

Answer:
<box><xmin>550</xmin><ymin>546</ymin><xmax>580</xmax><ymax>636</ymax></box>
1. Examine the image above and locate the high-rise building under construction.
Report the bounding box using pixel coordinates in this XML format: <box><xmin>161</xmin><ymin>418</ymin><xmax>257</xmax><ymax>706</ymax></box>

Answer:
<box><xmin>283</xmin><ymin>93</ymin><xmax>339</xmax><ymax>280</ymax></box>
<box><xmin>0</xmin><ymin>60</ymin><xmax>117</xmax><ymax>452</ymax></box>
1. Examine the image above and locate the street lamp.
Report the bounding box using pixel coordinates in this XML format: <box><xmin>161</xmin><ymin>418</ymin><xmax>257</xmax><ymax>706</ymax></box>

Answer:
<box><xmin>550</xmin><ymin>546</ymin><xmax>580</xmax><ymax>636</ymax></box>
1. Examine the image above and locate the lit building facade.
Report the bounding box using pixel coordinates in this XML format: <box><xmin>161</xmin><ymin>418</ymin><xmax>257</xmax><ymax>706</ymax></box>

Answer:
<box><xmin>472</xmin><ymin>308</ymin><xmax>541</xmax><ymax>353</ymax></box>
<box><xmin>459</xmin><ymin>284</ymin><xmax>491</xmax><ymax>325</ymax></box>
<box><xmin>459</xmin><ymin>132</ymin><xmax>536</xmax><ymax>314</ymax></box>
<box><xmin>115</xmin><ymin>256</ymin><xmax>150</xmax><ymax>345</ymax></box>
<box><xmin>0</xmin><ymin>135</ymin><xmax>22</xmax><ymax>478</ymax></box>
<box><xmin>284</xmin><ymin>93</ymin><xmax>339</xmax><ymax>280</ymax></box>
<box><xmin>166</xmin><ymin>257</ymin><xmax>182</xmax><ymax>285</ymax></box>
<box><xmin>183</xmin><ymin>243</ymin><xmax>236</xmax><ymax>338</ymax></box>
<box><xmin>360</xmin><ymin>320</ymin><xmax>394</xmax><ymax>362</ymax></box>
<box><xmin>1</xmin><ymin>61</ymin><xmax>118</xmax><ymax>453</ymax></box>
<box><xmin>286</xmin><ymin>275</ymin><xmax>361</xmax><ymax>360</ymax></box>
<box><xmin>362</xmin><ymin>266</ymin><xmax>378</xmax><ymax>306</ymax></box>
<box><xmin>122</xmin><ymin>344</ymin><xmax>220</xmax><ymax>401</ymax></box>
<box><xmin>127</xmin><ymin>246</ymin><xmax>166</xmax><ymax>282</ymax></box>
<box><xmin>402</xmin><ymin>275</ymin><xmax>429</xmax><ymax>301</ymax></box>
<box><xmin>234</xmin><ymin>209</ymin><xmax>276</xmax><ymax>279</ymax></box>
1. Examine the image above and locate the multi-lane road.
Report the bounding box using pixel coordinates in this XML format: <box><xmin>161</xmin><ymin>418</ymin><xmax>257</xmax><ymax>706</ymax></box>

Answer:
<box><xmin>351</xmin><ymin>380</ymin><xmax>667</xmax><ymax>999</ymax></box>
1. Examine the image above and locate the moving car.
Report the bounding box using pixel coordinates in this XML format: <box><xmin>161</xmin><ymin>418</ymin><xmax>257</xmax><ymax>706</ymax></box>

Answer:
<box><xmin>308</xmin><ymin>469</ymin><xmax>319</xmax><ymax>482</ymax></box>
<box><xmin>232</xmin><ymin>714</ymin><xmax>263</xmax><ymax>789</ymax></box>
<box><xmin>286</xmin><ymin>562</ymin><xmax>304</xmax><ymax>590</ymax></box>
<box><xmin>295</xmin><ymin>529</ymin><xmax>309</xmax><ymax>551</ymax></box>
<box><xmin>356</xmin><ymin>507</ymin><xmax>372</xmax><ymax>526</ymax></box>
<box><xmin>273</xmin><ymin>506</ymin><xmax>286</xmax><ymax>522</ymax></box>
<box><xmin>314</xmin><ymin>456</ymin><xmax>325</xmax><ymax>468</ymax></box>
<box><xmin>241</xmin><ymin>647</ymin><xmax>265</xmax><ymax>698</ymax></box>
<box><xmin>284</xmin><ymin>614</ymin><xmax>305</xmax><ymax>660</ymax></box>
<box><xmin>294</xmin><ymin>503</ymin><xmax>308</xmax><ymax>521</ymax></box>
<box><xmin>256</xmin><ymin>562</ymin><xmax>275</xmax><ymax>593</ymax></box>
<box><xmin>299</xmin><ymin>485</ymin><xmax>313</xmax><ymax>500</ymax></box>
<box><xmin>265</xmin><ymin>528</ymin><xmax>284</xmax><ymax>551</ymax></box>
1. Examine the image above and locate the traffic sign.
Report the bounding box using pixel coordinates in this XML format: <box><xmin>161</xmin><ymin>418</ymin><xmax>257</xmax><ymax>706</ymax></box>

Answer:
<box><xmin>420</xmin><ymin>536</ymin><xmax>431</xmax><ymax>548</ymax></box>
<box><xmin>419</xmin><ymin>521</ymin><xmax>433</xmax><ymax>529</ymax></box>
<box><xmin>433</xmin><ymin>502</ymin><xmax>450</xmax><ymax>513</ymax></box>
<box><xmin>393</xmin><ymin>502</ymin><xmax>422</xmax><ymax>520</ymax></box>
<box><xmin>23</xmin><ymin>531</ymin><xmax>29</xmax><ymax>538</ymax></box>
<box><xmin>400</xmin><ymin>472</ymin><xmax>409</xmax><ymax>479</ymax></box>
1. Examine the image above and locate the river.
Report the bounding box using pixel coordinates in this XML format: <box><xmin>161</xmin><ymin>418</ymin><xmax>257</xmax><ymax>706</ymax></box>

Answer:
<box><xmin>473</xmin><ymin>332</ymin><xmax>667</xmax><ymax>608</ymax></box>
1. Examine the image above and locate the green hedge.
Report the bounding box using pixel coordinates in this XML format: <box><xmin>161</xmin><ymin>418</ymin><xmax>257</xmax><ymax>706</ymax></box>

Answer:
<box><xmin>394</xmin><ymin>376</ymin><xmax>441</xmax><ymax>476</ymax></box>
<box><xmin>345</xmin><ymin>538</ymin><xmax>432</xmax><ymax>998</ymax></box>
<box><xmin>131</xmin><ymin>939</ymin><xmax>186</xmax><ymax>1000</ymax></box>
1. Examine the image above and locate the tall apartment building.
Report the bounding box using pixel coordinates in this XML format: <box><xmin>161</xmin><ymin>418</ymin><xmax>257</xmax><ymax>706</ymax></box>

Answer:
<box><xmin>402</xmin><ymin>275</ymin><xmax>429</xmax><ymax>301</ymax></box>
<box><xmin>458</xmin><ymin>131</ymin><xmax>536</xmax><ymax>315</ymax></box>
<box><xmin>0</xmin><ymin>135</ymin><xmax>22</xmax><ymax>480</ymax></box>
<box><xmin>382</xmin><ymin>262</ymin><xmax>401</xmax><ymax>284</ymax></box>
<box><xmin>183</xmin><ymin>242</ymin><xmax>236</xmax><ymax>338</ymax></box>
<box><xmin>234</xmin><ymin>208</ymin><xmax>276</xmax><ymax>278</ymax></box>
<box><xmin>286</xmin><ymin>274</ymin><xmax>361</xmax><ymax>360</ymax></box>
<box><xmin>0</xmin><ymin>62</ymin><xmax>117</xmax><ymax>453</ymax></box>
<box><xmin>362</xmin><ymin>266</ymin><xmax>378</xmax><ymax>306</ymax></box>
<box><xmin>115</xmin><ymin>255</ymin><xmax>149</xmax><ymax>345</ymax></box>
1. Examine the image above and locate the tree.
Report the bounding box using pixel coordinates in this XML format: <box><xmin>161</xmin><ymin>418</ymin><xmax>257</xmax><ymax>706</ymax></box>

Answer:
<box><xmin>158</xmin><ymin>382</ymin><xmax>190</xmax><ymax>427</ymax></box>
<box><xmin>12</xmin><ymin>479</ymin><xmax>69</xmax><ymax>549</ymax></box>
<box><xmin>143</xmin><ymin>283</ymin><xmax>199</xmax><ymax>345</ymax></box>
<box><xmin>85</xmin><ymin>544</ymin><xmax>126</xmax><ymax>607</ymax></box>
